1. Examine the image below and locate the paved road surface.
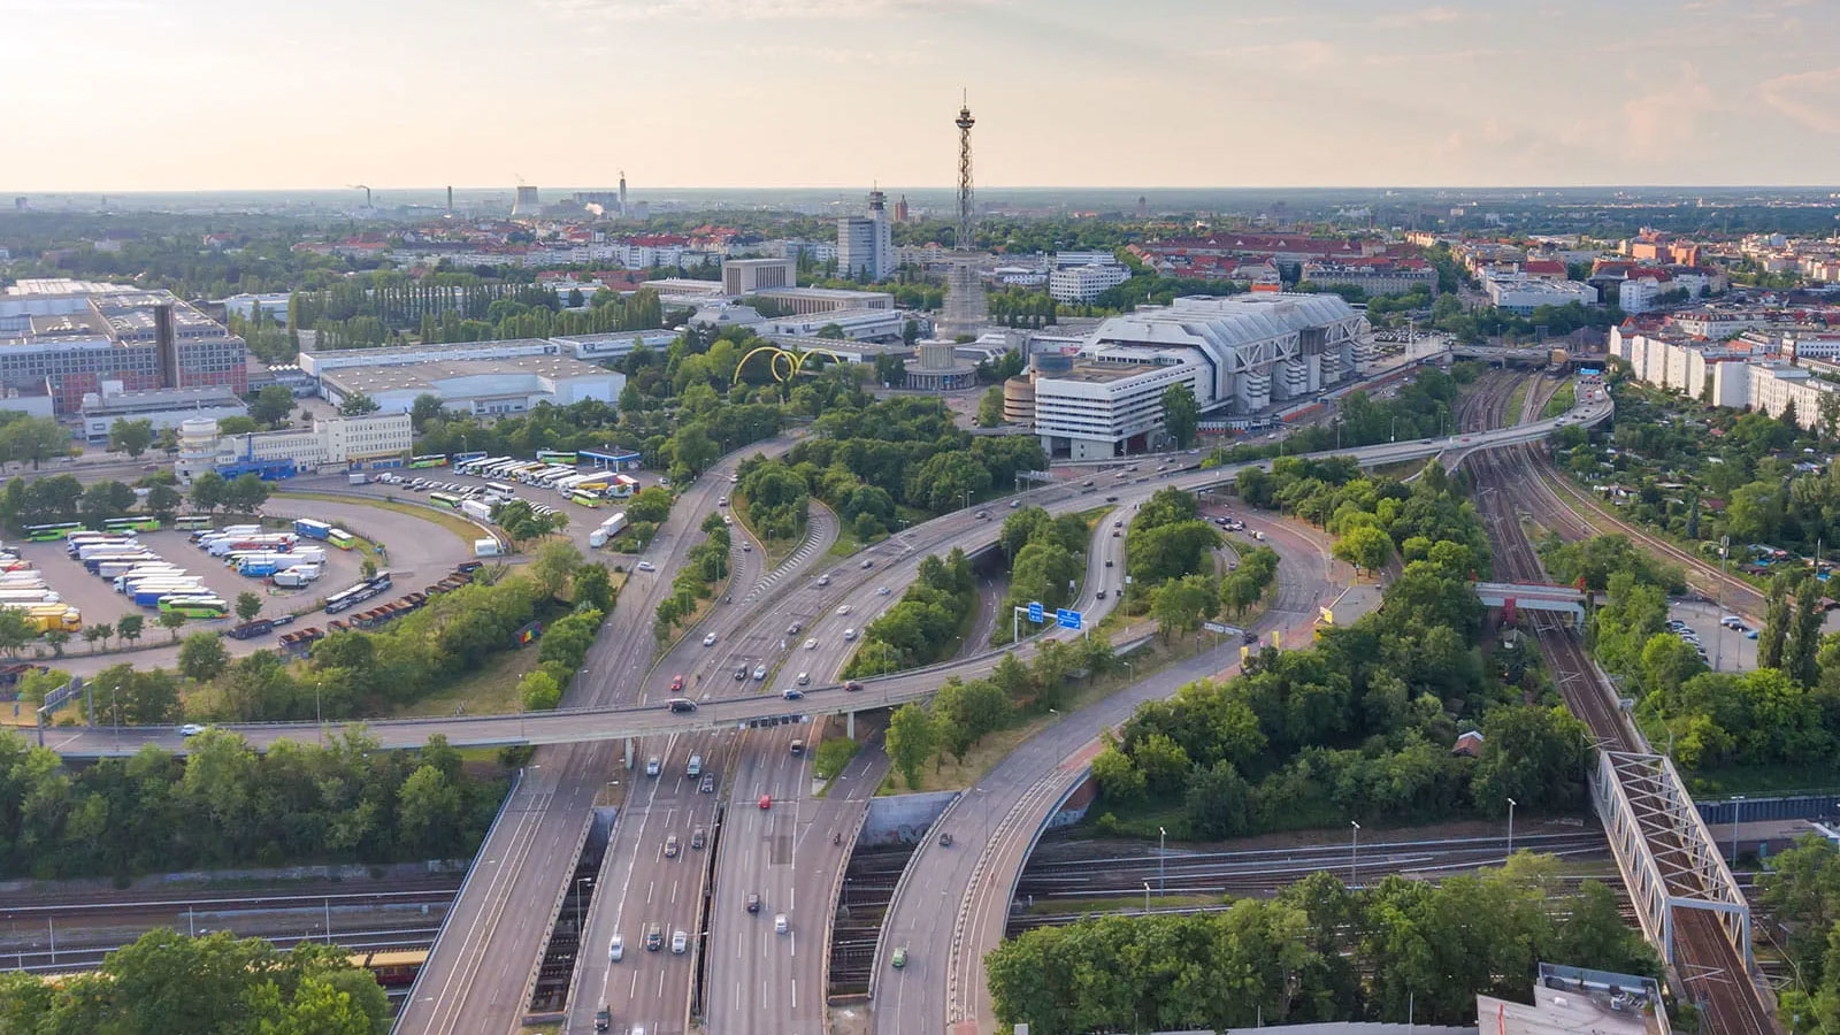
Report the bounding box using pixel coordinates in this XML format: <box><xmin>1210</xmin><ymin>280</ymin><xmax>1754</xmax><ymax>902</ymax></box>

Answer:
<box><xmin>872</xmin><ymin>512</ymin><xmax>1346</xmax><ymax>1035</ymax></box>
<box><xmin>394</xmin><ymin>438</ymin><xmax>796</xmax><ymax>1035</ymax></box>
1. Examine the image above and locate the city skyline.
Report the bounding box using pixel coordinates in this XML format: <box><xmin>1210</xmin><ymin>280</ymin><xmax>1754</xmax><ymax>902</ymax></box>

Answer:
<box><xmin>7</xmin><ymin>0</ymin><xmax>1840</xmax><ymax>192</ymax></box>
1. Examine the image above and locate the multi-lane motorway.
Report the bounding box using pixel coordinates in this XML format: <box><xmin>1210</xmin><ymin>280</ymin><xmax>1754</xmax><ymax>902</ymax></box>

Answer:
<box><xmin>395</xmin><ymin>438</ymin><xmax>796</xmax><ymax>1035</ymax></box>
<box><xmin>41</xmin><ymin>391</ymin><xmax>1609</xmax><ymax>761</ymax></box>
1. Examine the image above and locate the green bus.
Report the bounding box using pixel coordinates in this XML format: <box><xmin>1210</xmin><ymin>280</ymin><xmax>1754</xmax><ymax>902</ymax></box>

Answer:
<box><xmin>409</xmin><ymin>454</ymin><xmax>448</xmax><ymax>469</ymax></box>
<box><xmin>158</xmin><ymin>597</ymin><xmax>228</xmax><ymax>619</ymax></box>
<box><xmin>428</xmin><ymin>492</ymin><xmax>461</xmax><ymax>509</ymax></box>
<box><xmin>535</xmin><ymin>450</ymin><xmax>578</xmax><ymax>465</ymax></box>
<box><xmin>328</xmin><ymin>529</ymin><xmax>357</xmax><ymax>550</ymax></box>
<box><xmin>569</xmin><ymin>491</ymin><xmax>604</xmax><ymax>509</ymax></box>
<box><xmin>25</xmin><ymin>523</ymin><xmax>81</xmax><ymax>542</ymax></box>
<box><xmin>105</xmin><ymin>517</ymin><xmax>161</xmax><ymax>533</ymax></box>
<box><xmin>173</xmin><ymin>515</ymin><xmax>212</xmax><ymax>531</ymax></box>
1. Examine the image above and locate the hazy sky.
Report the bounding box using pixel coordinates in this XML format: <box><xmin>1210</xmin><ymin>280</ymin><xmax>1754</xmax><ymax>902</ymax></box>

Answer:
<box><xmin>9</xmin><ymin>0</ymin><xmax>1840</xmax><ymax>191</ymax></box>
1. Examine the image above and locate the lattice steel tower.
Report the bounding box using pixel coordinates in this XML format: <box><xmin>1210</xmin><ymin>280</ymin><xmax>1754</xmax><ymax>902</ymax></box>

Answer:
<box><xmin>955</xmin><ymin>97</ymin><xmax>976</xmax><ymax>251</ymax></box>
<box><xmin>942</xmin><ymin>94</ymin><xmax>988</xmax><ymax>335</ymax></box>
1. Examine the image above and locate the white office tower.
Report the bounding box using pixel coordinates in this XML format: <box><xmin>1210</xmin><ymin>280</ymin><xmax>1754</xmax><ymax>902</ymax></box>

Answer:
<box><xmin>837</xmin><ymin>189</ymin><xmax>894</xmax><ymax>281</ymax></box>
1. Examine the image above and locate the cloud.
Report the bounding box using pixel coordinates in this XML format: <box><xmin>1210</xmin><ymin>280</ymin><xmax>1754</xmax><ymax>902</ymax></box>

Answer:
<box><xmin>1208</xmin><ymin>39</ymin><xmax>1340</xmax><ymax>71</ymax></box>
<box><xmin>539</xmin><ymin>0</ymin><xmax>994</xmax><ymax>19</ymax></box>
<box><xmin>1622</xmin><ymin>64</ymin><xmax>1717</xmax><ymax>150</ymax></box>
<box><xmin>1759</xmin><ymin>67</ymin><xmax>1840</xmax><ymax>133</ymax></box>
<box><xmin>1375</xmin><ymin>5</ymin><xmax>1463</xmax><ymax>27</ymax></box>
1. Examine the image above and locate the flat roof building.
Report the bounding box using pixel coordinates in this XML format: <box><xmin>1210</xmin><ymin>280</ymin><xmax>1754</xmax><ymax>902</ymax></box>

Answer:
<box><xmin>551</xmin><ymin>330</ymin><xmax>679</xmax><ymax>364</ymax></box>
<box><xmin>723</xmin><ymin>258</ymin><xmax>796</xmax><ymax>296</ymax></box>
<box><xmin>761</xmin><ymin>307</ymin><xmax>906</xmax><ymax>342</ymax></box>
<box><xmin>177</xmin><ymin>412</ymin><xmax>413</xmax><ymax>482</ymax></box>
<box><xmin>1485</xmin><ymin>275</ymin><xmax>1601</xmax><ymax>314</ymax></box>
<box><xmin>1049</xmin><ymin>262</ymin><xmax>1132</xmax><ymax>303</ymax></box>
<box><xmin>753</xmin><ymin>286</ymin><xmax>896</xmax><ymax>315</ymax></box>
<box><xmin>318</xmin><ymin>353</ymin><xmax>624</xmax><ymax>417</ymax></box>
<box><xmin>0</xmin><ymin>281</ymin><xmax>248</xmax><ymax>414</ymax></box>
<box><xmin>79</xmin><ymin>383</ymin><xmax>247</xmax><ymax>444</ymax></box>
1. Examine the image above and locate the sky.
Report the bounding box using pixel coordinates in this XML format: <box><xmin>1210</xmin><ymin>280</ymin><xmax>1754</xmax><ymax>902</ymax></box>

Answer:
<box><xmin>8</xmin><ymin>0</ymin><xmax>1840</xmax><ymax>192</ymax></box>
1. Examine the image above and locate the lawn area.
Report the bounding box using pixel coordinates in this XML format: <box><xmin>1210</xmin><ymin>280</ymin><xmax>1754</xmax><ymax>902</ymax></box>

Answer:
<box><xmin>1505</xmin><ymin>379</ymin><xmax>1531</xmax><ymax>424</ymax></box>
<box><xmin>392</xmin><ymin>641</ymin><xmax>542</xmax><ymax>718</ymax></box>
<box><xmin>274</xmin><ymin>491</ymin><xmax>483</xmax><ymax>548</ymax></box>
<box><xmin>1542</xmin><ymin>381</ymin><xmax>1576</xmax><ymax>418</ymax></box>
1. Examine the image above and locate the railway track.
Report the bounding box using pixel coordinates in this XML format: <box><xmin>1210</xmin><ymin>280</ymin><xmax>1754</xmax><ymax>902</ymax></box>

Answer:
<box><xmin>1468</xmin><ymin>383</ymin><xmax>1775</xmax><ymax>1035</ymax></box>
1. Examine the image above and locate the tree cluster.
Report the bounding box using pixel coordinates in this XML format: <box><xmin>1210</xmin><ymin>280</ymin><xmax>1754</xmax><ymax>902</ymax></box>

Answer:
<box><xmin>653</xmin><ymin>515</ymin><xmax>730</xmax><ymax>640</ymax></box>
<box><xmin>0</xmin><ymin>928</ymin><xmax>392</xmax><ymax>1035</ymax></box>
<box><xmin>1758</xmin><ymin>835</ymin><xmax>1840</xmax><ymax>1032</ymax></box>
<box><xmin>0</xmin><ymin>728</ymin><xmax>499</xmax><ymax>879</ymax></box>
<box><xmin>996</xmin><ymin>506</ymin><xmax>1093</xmax><ymax>642</ymax></box>
<box><xmin>735</xmin><ymin>455</ymin><xmax>810</xmax><ymax>543</ymax></box>
<box><xmin>843</xmin><ymin>549</ymin><xmax>976</xmax><ymax>677</ymax></box>
<box><xmin>987</xmin><ymin>859</ymin><xmax>1656</xmax><ymax>1034</ymax></box>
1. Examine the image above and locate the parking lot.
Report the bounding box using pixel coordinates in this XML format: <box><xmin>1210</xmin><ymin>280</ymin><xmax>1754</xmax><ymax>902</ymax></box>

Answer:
<box><xmin>1667</xmin><ymin>599</ymin><xmax>1759</xmax><ymax>674</ymax></box>
<box><xmin>15</xmin><ymin>528</ymin><xmax>368</xmax><ymax>631</ymax></box>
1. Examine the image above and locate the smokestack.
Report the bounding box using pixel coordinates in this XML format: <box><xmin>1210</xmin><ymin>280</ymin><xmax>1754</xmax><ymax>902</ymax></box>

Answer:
<box><xmin>446</xmin><ymin>185</ymin><xmax>453</xmax><ymax>211</ymax></box>
<box><xmin>153</xmin><ymin>303</ymin><xmax>177</xmax><ymax>388</ymax></box>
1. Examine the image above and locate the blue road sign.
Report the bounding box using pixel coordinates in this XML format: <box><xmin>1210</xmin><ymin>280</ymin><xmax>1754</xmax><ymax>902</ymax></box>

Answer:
<box><xmin>1028</xmin><ymin>601</ymin><xmax>1044</xmax><ymax>623</ymax></box>
<box><xmin>1056</xmin><ymin>608</ymin><xmax>1083</xmax><ymax>631</ymax></box>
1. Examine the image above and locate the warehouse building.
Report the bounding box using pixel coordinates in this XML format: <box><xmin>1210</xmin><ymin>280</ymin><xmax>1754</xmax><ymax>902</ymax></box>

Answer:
<box><xmin>318</xmin><ymin>352</ymin><xmax>623</xmax><ymax>416</ymax></box>
<box><xmin>78</xmin><ymin>383</ymin><xmax>247</xmax><ymax>444</ymax></box>
<box><xmin>176</xmin><ymin>412</ymin><xmax>412</xmax><ymax>482</ymax></box>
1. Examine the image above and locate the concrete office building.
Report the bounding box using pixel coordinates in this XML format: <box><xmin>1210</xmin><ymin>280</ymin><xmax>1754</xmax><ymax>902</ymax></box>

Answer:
<box><xmin>176</xmin><ymin>412</ymin><xmax>413</xmax><ymax>482</ymax></box>
<box><xmin>1031</xmin><ymin>293</ymin><xmax>1371</xmax><ymax>459</ymax></box>
<box><xmin>722</xmin><ymin>258</ymin><xmax>796</xmax><ymax>295</ymax></box>
<box><xmin>1049</xmin><ymin>262</ymin><xmax>1132</xmax><ymax>303</ymax></box>
<box><xmin>0</xmin><ymin>279</ymin><xmax>248</xmax><ymax>413</ymax></box>
<box><xmin>837</xmin><ymin>189</ymin><xmax>894</xmax><ymax>281</ymax></box>
<box><xmin>1299</xmin><ymin>258</ymin><xmax>1438</xmax><ymax>296</ymax></box>
<box><xmin>221</xmin><ymin>293</ymin><xmax>292</xmax><ymax>325</ymax></box>
<box><xmin>78</xmin><ymin>383</ymin><xmax>247</xmax><ymax>444</ymax></box>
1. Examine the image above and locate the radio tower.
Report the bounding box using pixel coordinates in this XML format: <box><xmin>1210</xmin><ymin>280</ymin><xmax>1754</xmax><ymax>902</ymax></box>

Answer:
<box><xmin>942</xmin><ymin>93</ymin><xmax>987</xmax><ymax>337</ymax></box>
<box><xmin>955</xmin><ymin>98</ymin><xmax>975</xmax><ymax>251</ymax></box>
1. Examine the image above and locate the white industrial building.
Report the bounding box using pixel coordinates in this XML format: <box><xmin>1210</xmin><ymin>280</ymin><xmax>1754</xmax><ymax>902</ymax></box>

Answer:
<box><xmin>79</xmin><ymin>383</ymin><xmax>247</xmax><ymax>444</ymax></box>
<box><xmin>319</xmin><ymin>354</ymin><xmax>622</xmax><ymax>416</ymax></box>
<box><xmin>1049</xmin><ymin>262</ymin><xmax>1132</xmax><ymax>303</ymax></box>
<box><xmin>761</xmin><ymin>308</ymin><xmax>906</xmax><ymax>342</ymax></box>
<box><xmin>221</xmin><ymin>293</ymin><xmax>292</xmax><ymax>325</ymax></box>
<box><xmin>1484</xmin><ymin>275</ymin><xmax>1600</xmax><ymax>314</ymax></box>
<box><xmin>1031</xmin><ymin>293</ymin><xmax>1371</xmax><ymax>460</ymax></box>
<box><xmin>752</xmin><ymin>286</ymin><xmax>894</xmax><ymax>315</ymax></box>
<box><xmin>551</xmin><ymin>330</ymin><xmax>679</xmax><ymax>364</ymax></box>
<box><xmin>175</xmin><ymin>412</ymin><xmax>413</xmax><ymax>483</ymax></box>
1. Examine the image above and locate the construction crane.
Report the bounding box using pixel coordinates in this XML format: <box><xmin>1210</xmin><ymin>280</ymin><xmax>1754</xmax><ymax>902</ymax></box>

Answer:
<box><xmin>348</xmin><ymin>184</ymin><xmax>372</xmax><ymax>207</ymax></box>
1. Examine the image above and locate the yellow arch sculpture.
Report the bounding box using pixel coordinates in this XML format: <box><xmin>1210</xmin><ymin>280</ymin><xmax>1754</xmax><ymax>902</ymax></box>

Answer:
<box><xmin>732</xmin><ymin>344</ymin><xmax>854</xmax><ymax>384</ymax></box>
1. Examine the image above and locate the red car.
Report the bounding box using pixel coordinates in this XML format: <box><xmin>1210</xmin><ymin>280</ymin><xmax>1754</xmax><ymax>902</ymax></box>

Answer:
<box><xmin>758</xmin><ymin>794</ymin><xmax>772</xmax><ymax>810</ymax></box>
<box><xmin>670</xmin><ymin>674</ymin><xmax>685</xmax><ymax>692</ymax></box>
<box><xmin>843</xmin><ymin>680</ymin><xmax>864</xmax><ymax>693</ymax></box>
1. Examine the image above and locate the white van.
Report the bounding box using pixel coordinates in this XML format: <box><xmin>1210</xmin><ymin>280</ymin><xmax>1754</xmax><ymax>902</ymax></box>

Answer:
<box><xmin>686</xmin><ymin>754</ymin><xmax>703</xmax><ymax>778</ymax></box>
<box><xmin>796</xmin><ymin>672</ymin><xmax>810</xmax><ymax>686</ymax></box>
<box><xmin>843</xmin><ymin>628</ymin><xmax>857</xmax><ymax>642</ymax></box>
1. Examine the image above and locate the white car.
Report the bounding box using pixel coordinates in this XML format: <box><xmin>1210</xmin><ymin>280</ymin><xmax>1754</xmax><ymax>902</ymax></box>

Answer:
<box><xmin>636</xmin><ymin>561</ymin><xmax>656</xmax><ymax>572</ymax></box>
<box><xmin>877</xmin><ymin>586</ymin><xmax>891</xmax><ymax>596</ymax></box>
<box><xmin>703</xmin><ymin>632</ymin><xmax>718</xmax><ymax>646</ymax></box>
<box><xmin>836</xmin><ymin>604</ymin><xmax>853</xmax><ymax>616</ymax></box>
<box><xmin>803</xmin><ymin>638</ymin><xmax>818</xmax><ymax>651</ymax></box>
<box><xmin>178</xmin><ymin>723</ymin><xmax>207</xmax><ymax>737</ymax></box>
<box><xmin>609</xmin><ymin>934</ymin><xmax>624</xmax><ymax>961</ymax></box>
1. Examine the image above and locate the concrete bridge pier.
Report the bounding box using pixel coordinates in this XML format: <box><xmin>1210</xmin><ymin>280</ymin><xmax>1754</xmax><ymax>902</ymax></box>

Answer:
<box><xmin>846</xmin><ymin>710</ymin><xmax>855</xmax><ymax>739</ymax></box>
<box><xmin>623</xmin><ymin>737</ymin><xmax>634</xmax><ymax>770</ymax></box>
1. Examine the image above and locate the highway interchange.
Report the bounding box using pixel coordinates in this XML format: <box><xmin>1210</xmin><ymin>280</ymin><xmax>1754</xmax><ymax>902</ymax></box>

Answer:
<box><xmin>17</xmin><ymin>385</ymin><xmax>1614</xmax><ymax>1035</ymax></box>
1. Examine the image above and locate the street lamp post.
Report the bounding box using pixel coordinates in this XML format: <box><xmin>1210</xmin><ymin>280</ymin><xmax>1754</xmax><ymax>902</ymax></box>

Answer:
<box><xmin>575</xmin><ymin>877</ymin><xmax>593</xmax><ymax>936</ymax></box>
<box><xmin>1142</xmin><ymin>881</ymin><xmax>1151</xmax><ymax>914</ymax></box>
<box><xmin>1158</xmin><ymin>826</ymin><xmax>1166</xmax><ymax>898</ymax></box>
<box><xmin>1350</xmin><ymin>821</ymin><xmax>1361</xmax><ymax>886</ymax></box>
<box><xmin>1506</xmin><ymin>797</ymin><xmax>1517</xmax><ymax>858</ymax></box>
<box><xmin>1730</xmin><ymin>796</ymin><xmax>1745</xmax><ymax>865</ymax></box>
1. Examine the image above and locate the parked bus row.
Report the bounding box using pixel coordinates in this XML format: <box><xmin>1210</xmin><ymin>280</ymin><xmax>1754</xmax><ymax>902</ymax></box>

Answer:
<box><xmin>0</xmin><ymin>543</ymin><xmax>78</xmax><ymax>634</ymax></box>
<box><xmin>272</xmin><ymin>562</ymin><xmax>482</xmax><ymax>652</ymax></box>
<box><xmin>192</xmin><ymin>526</ymin><xmax>324</xmax><ymax>587</ymax></box>
<box><xmin>65</xmin><ymin>530</ymin><xmax>226</xmax><ymax>618</ymax></box>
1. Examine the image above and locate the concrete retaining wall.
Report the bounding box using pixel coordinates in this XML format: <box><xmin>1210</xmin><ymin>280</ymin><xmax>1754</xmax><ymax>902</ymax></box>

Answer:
<box><xmin>860</xmin><ymin>791</ymin><xmax>956</xmax><ymax>846</ymax></box>
<box><xmin>0</xmin><ymin>858</ymin><xmax>467</xmax><ymax>896</ymax></box>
